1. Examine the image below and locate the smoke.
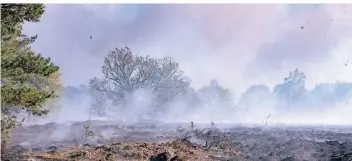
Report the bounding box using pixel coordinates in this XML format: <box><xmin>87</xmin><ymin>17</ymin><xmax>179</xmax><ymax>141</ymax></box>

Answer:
<box><xmin>21</xmin><ymin>4</ymin><xmax>352</xmax><ymax>126</ymax></box>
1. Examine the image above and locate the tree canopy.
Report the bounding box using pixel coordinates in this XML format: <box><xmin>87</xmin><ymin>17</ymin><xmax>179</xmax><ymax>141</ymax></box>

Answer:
<box><xmin>239</xmin><ymin>84</ymin><xmax>271</xmax><ymax>108</ymax></box>
<box><xmin>89</xmin><ymin>47</ymin><xmax>190</xmax><ymax>116</ymax></box>
<box><xmin>273</xmin><ymin>68</ymin><xmax>306</xmax><ymax>107</ymax></box>
<box><xmin>197</xmin><ymin>79</ymin><xmax>233</xmax><ymax>109</ymax></box>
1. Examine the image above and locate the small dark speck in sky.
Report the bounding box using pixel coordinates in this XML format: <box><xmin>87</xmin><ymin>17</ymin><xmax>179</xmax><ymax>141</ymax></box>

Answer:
<box><xmin>301</xmin><ymin>26</ymin><xmax>304</xmax><ymax>30</ymax></box>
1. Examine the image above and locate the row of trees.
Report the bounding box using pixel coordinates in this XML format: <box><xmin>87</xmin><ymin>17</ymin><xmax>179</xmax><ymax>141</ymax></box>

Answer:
<box><xmin>86</xmin><ymin>47</ymin><xmax>352</xmax><ymax>118</ymax></box>
<box><xmin>240</xmin><ymin>69</ymin><xmax>352</xmax><ymax>110</ymax></box>
<box><xmin>1</xmin><ymin>4</ymin><xmax>61</xmax><ymax>155</ymax></box>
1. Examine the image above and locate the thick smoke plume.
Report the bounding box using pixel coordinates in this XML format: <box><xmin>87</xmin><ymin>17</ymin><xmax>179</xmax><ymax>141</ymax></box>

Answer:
<box><xmin>22</xmin><ymin>4</ymin><xmax>352</xmax><ymax>127</ymax></box>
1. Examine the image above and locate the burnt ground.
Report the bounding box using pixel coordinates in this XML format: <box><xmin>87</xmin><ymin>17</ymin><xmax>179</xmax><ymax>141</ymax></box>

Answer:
<box><xmin>3</xmin><ymin>120</ymin><xmax>352</xmax><ymax>161</ymax></box>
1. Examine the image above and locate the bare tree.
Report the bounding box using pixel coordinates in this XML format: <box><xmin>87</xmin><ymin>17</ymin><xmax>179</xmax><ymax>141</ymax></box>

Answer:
<box><xmin>89</xmin><ymin>47</ymin><xmax>190</xmax><ymax>116</ymax></box>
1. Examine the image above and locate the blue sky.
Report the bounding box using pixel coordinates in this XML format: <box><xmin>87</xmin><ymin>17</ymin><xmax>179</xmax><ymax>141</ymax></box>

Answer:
<box><xmin>23</xmin><ymin>4</ymin><xmax>352</xmax><ymax>93</ymax></box>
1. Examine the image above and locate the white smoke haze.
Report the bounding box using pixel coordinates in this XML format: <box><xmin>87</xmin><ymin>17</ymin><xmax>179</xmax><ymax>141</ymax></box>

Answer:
<box><xmin>21</xmin><ymin>4</ymin><xmax>352</xmax><ymax>128</ymax></box>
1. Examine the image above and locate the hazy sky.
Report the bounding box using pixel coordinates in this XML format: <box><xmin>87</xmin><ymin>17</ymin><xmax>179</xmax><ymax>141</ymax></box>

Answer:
<box><xmin>23</xmin><ymin>4</ymin><xmax>352</xmax><ymax>93</ymax></box>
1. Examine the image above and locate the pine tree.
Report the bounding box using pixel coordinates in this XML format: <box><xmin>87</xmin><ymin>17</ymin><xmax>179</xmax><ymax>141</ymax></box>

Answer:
<box><xmin>1</xmin><ymin>4</ymin><xmax>61</xmax><ymax>154</ymax></box>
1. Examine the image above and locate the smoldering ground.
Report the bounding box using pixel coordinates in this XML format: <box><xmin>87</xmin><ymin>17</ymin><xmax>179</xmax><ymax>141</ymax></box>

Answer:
<box><xmin>10</xmin><ymin>77</ymin><xmax>352</xmax><ymax>160</ymax></box>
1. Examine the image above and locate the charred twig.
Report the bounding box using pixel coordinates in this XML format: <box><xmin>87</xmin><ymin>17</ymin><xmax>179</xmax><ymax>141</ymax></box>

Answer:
<box><xmin>264</xmin><ymin>114</ymin><xmax>271</xmax><ymax>126</ymax></box>
<box><xmin>308</xmin><ymin>129</ymin><xmax>319</xmax><ymax>148</ymax></box>
<box><xmin>190</xmin><ymin>121</ymin><xmax>195</xmax><ymax>131</ymax></box>
<box><xmin>16</xmin><ymin>118</ymin><xmax>26</xmax><ymax>126</ymax></box>
<box><xmin>181</xmin><ymin>132</ymin><xmax>192</xmax><ymax>141</ymax></box>
<box><xmin>83</xmin><ymin>122</ymin><xmax>95</xmax><ymax>144</ymax></box>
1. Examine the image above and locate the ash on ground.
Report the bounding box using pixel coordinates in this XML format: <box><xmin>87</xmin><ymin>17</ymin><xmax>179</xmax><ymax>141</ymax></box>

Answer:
<box><xmin>4</xmin><ymin>121</ymin><xmax>352</xmax><ymax>161</ymax></box>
